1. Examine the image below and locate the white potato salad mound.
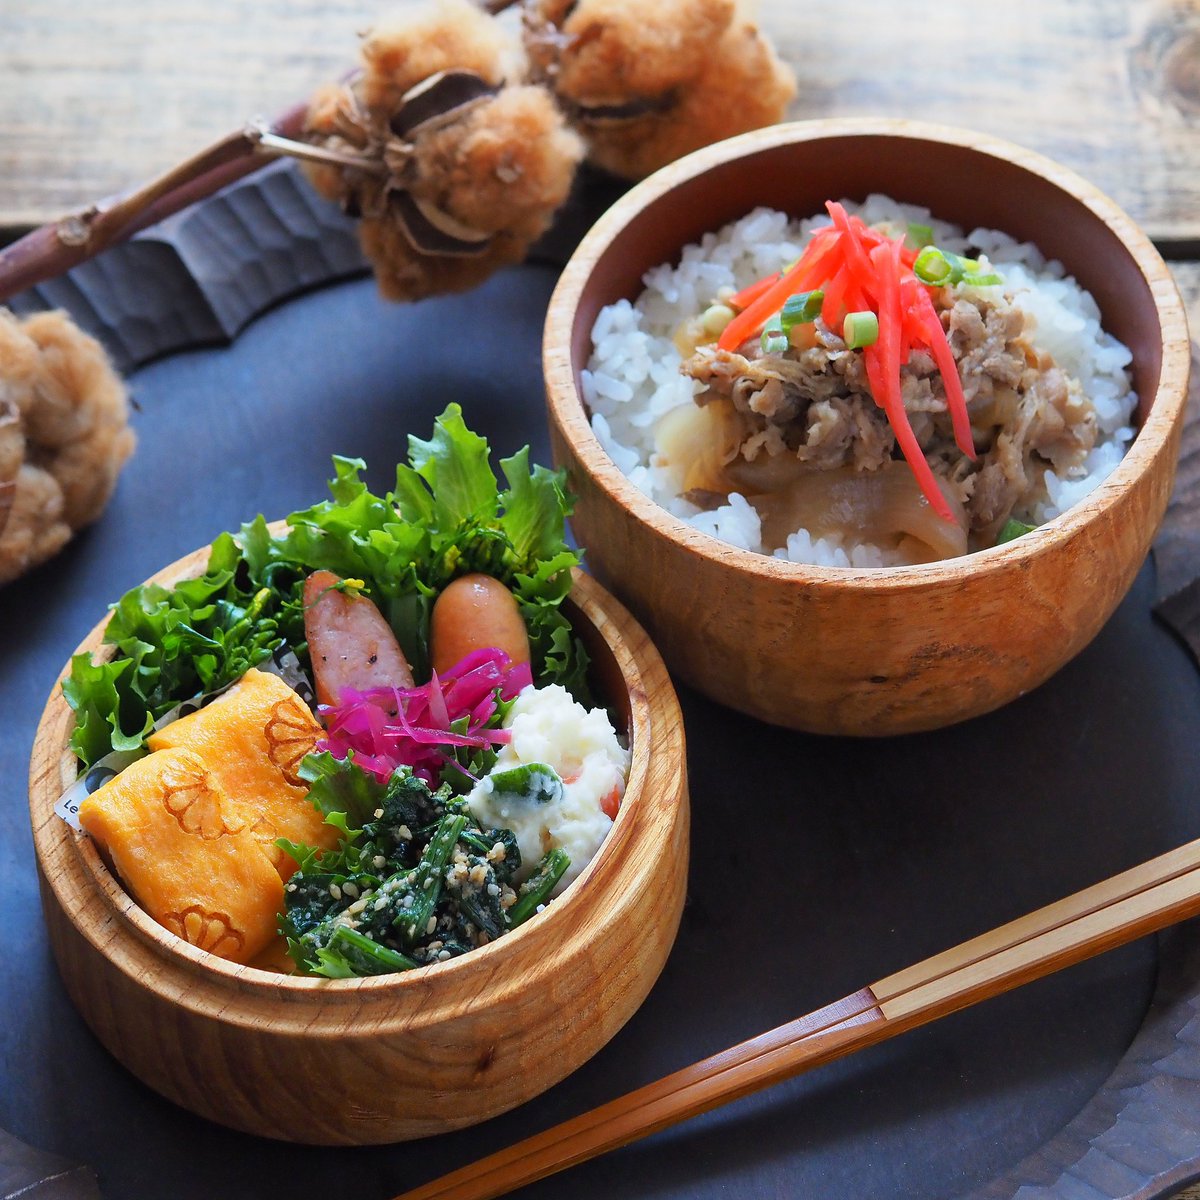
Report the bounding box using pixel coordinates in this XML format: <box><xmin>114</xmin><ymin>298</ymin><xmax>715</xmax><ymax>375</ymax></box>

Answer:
<box><xmin>467</xmin><ymin>685</ymin><xmax>630</xmax><ymax>896</ymax></box>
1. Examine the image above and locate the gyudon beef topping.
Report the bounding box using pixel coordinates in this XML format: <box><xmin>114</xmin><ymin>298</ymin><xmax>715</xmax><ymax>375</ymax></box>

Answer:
<box><xmin>671</xmin><ymin>281</ymin><xmax>1097</xmax><ymax>554</ymax></box>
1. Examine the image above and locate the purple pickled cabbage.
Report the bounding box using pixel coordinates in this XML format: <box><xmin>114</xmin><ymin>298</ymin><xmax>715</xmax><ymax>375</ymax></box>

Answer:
<box><xmin>318</xmin><ymin>648</ymin><xmax>532</xmax><ymax>784</ymax></box>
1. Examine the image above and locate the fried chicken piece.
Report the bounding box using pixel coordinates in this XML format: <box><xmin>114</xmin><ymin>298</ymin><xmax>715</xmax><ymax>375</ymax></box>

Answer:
<box><xmin>525</xmin><ymin>0</ymin><xmax>796</xmax><ymax>180</ymax></box>
<box><xmin>0</xmin><ymin>309</ymin><xmax>135</xmax><ymax>586</ymax></box>
<box><xmin>304</xmin><ymin>0</ymin><xmax>583</xmax><ymax>302</ymax></box>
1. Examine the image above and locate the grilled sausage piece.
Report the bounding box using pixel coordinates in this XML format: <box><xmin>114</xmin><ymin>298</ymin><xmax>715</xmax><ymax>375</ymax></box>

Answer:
<box><xmin>303</xmin><ymin>570</ymin><xmax>414</xmax><ymax>706</ymax></box>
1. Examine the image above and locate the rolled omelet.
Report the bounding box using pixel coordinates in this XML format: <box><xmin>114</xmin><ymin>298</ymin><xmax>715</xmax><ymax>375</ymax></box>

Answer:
<box><xmin>78</xmin><ymin>747</ymin><xmax>283</xmax><ymax>964</ymax></box>
<box><xmin>148</xmin><ymin>668</ymin><xmax>338</xmax><ymax>878</ymax></box>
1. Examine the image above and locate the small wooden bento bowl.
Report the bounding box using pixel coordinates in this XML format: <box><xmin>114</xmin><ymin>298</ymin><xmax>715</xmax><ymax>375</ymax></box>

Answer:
<box><xmin>29</xmin><ymin>536</ymin><xmax>689</xmax><ymax>1145</ymax></box>
<box><xmin>544</xmin><ymin>119</ymin><xmax>1192</xmax><ymax>735</ymax></box>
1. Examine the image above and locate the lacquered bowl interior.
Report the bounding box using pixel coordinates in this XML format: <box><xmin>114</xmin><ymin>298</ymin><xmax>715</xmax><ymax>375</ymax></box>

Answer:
<box><xmin>29</xmin><ymin>550</ymin><xmax>689</xmax><ymax>1144</ymax></box>
<box><xmin>544</xmin><ymin>119</ymin><xmax>1191</xmax><ymax>735</ymax></box>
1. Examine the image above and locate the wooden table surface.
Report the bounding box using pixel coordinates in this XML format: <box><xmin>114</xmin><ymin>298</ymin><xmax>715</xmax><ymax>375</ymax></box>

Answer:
<box><xmin>0</xmin><ymin>0</ymin><xmax>1196</xmax><ymax>365</ymax></box>
<box><xmin>0</xmin><ymin>1</ymin><xmax>1197</xmax><ymax>1198</ymax></box>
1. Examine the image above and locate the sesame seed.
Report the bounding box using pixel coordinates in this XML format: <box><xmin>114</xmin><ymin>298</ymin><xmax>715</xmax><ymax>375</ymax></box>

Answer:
<box><xmin>343</xmin><ymin>882</ymin><xmax>360</xmax><ymax>898</ymax></box>
<box><xmin>329</xmin><ymin>883</ymin><xmax>342</xmax><ymax>900</ymax></box>
<box><xmin>372</xmin><ymin>855</ymin><xmax>387</xmax><ymax>869</ymax></box>
<box><xmin>374</xmin><ymin>897</ymin><xmax>388</xmax><ymax>911</ymax></box>
<box><xmin>426</xmin><ymin>916</ymin><xmax>437</xmax><ymax>935</ymax></box>
<box><xmin>373</xmin><ymin>808</ymin><xmax>384</xmax><ymax>819</ymax></box>
<box><xmin>398</xmin><ymin>825</ymin><xmax>413</xmax><ymax>839</ymax></box>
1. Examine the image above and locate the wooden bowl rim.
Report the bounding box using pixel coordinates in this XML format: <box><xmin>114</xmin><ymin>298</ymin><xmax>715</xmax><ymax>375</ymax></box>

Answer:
<box><xmin>544</xmin><ymin>117</ymin><xmax>1192</xmax><ymax>591</ymax></box>
<box><xmin>30</xmin><ymin>533</ymin><xmax>662</xmax><ymax>998</ymax></box>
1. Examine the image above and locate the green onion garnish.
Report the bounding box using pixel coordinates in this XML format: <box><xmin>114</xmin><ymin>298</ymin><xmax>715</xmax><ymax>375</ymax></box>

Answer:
<box><xmin>913</xmin><ymin>246</ymin><xmax>1003</xmax><ymax>290</ymax></box>
<box><xmin>761</xmin><ymin>314</ymin><xmax>788</xmax><ymax>355</ymax></box>
<box><xmin>780</xmin><ymin>289</ymin><xmax>824</xmax><ymax>332</ymax></box>
<box><xmin>842</xmin><ymin>310</ymin><xmax>879</xmax><ymax>349</ymax></box>
<box><xmin>906</xmin><ymin>222</ymin><xmax>934</xmax><ymax>250</ymax></box>
<box><xmin>913</xmin><ymin>246</ymin><xmax>954</xmax><ymax>285</ymax></box>
<box><xmin>996</xmin><ymin>517</ymin><xmax>1037</xmax><ymax>545</ymax></box>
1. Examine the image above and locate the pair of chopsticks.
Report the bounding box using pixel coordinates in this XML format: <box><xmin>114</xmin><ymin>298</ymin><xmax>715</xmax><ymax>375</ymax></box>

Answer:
<box><xmin>393</xmin><ymin>836</ymin><xmax>1200</xmax><ymax>1200</ymax></box>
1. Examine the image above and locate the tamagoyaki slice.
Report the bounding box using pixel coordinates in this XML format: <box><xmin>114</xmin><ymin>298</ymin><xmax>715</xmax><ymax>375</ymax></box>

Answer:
<box><xmin>147</xmin><ymin>668</ymin><xmax>337</xmax><ymax>879</ymax></box>
<box><xmin>78</xmin><ymin>747</ymin><xmax>284</xmax><ymax>964</ymax></box>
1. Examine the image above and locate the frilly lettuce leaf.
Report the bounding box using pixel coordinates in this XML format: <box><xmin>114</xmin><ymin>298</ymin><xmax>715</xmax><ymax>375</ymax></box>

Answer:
<box><xmin>299</xmin><ymin>749</ymin><xmax>387</xmax><ymax>830</ymax></box>
<box><xmin>65</xmin><ymin>405</ymin><xmax>590</xmax><ymax>765</ymax></box>
<box><xmin>403</xmin><ymin>404</ymin><xmax>496</xmax><ymax>531</ymax></box>
<box><xmin>241</xmin><ymin>402</ymin><xmax>587</xmax><ymax>687</ymax></box>
<box><xmin>62</xmin><ymin>654</ymin><xmax>151</xmax><ymax>765</ymax></box>
<box><xmin>64</xmin><ymin>532</ymin><xmax>298</xmax><ymax>766</ymax></box>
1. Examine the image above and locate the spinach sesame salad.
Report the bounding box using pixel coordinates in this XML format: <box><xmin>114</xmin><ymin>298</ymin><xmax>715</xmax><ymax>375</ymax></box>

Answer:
<box><xmin>65</xmin><ymin>406</ymin><xmax>631</xmax><ymax>978</ymax></box>
<box><xmin>281</xmin><ymin>753</ymin><xmax>567</xmax><ymax>975</ymax></box>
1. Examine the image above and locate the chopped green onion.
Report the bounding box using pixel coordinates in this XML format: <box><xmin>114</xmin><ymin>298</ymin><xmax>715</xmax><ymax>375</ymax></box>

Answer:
<box><xmin>761</xmin><ymin>314</ymin><xmax>788</xmax><ymax>355</ymax></box>
<box><xmin>961</xmin><ymin>272</ymin><xmax>1003</xmax><ymax>287</ymax></box>
<box><xmin>913</xmin><ymin>246</ymin><xmax>954</xmax><ymax>285</ymax></box>
<box><xmin>842</xmin><ymin>310</ymin><xmax>879</xmax><ymax>349</ymax></box>
<box><xmin>780</xmin><ymin>289</ymin><xmax>824</xmax><ymax>332</ymax></box>
<box><xmin>996</xmin><ymin>517</ymin><xmax>1037</xmax><ymax>545</ymax></box>
<box><xmin>906</xmin><ymin>222</ymin><xmax>935</xmax><ymax>250</ymax></box>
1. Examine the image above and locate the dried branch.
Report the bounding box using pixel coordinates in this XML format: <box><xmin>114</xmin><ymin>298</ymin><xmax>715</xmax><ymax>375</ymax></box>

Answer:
<box><xmin>0</xmin><ymin>0</ymin><xmax>526</xmax><ymax>305</ymax></box>
<box><xmin>0</xmin><ymin>103</ymin><xmax>317</xmax><ymax>303</ymax></box>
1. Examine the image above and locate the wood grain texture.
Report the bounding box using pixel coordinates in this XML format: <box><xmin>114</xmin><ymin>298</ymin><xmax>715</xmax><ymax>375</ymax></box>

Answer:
<box><xmin>1</xmin><ymin>1</ymin><xmax>1199</xmax><ymax>240</ymax></box>
<box><xmin>544</xmin><ymin>120</ymin><xmax>1193</xmax><ymax>735</ymax></box>
<box><xmin>27</xmin><ymin>554</ymin><xmax>689</xmax><ymax>1145</ymax></box>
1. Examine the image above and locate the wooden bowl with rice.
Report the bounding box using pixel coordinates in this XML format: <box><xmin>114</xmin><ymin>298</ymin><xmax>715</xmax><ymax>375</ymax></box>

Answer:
<box><xmin>29</xmin><ymin>544</ymin><xmax>688</xmax><ymax>1145</ymax></box>
<box><xmin>544</xmin><ymin>118</ymin><xmax>1191</xmax><ymax>735</ymax></box>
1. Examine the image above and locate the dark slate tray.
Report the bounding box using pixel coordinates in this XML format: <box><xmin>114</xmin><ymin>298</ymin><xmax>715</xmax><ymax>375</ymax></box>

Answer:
<box><xmin>2</xmin><ymin>161</ymin><xmax>1199</xmax><ymax>1200</ymax></box>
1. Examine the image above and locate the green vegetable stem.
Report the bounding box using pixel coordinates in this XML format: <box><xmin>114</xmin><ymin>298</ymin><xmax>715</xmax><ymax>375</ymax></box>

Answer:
<box><xmin>392</xmin><ymin>813</ymin><xmax>468</xmax><ymax>944</ymax></box>
<box><xmin>508</xmin><ymin>848</ymin><xmax>571</xmax><ymax>928</ymax></box>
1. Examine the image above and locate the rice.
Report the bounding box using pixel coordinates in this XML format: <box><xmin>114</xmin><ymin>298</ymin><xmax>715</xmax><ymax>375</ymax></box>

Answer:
<box><xmin>583</xmin><ymin>195</ymin><xmax>1137</xmax><ymax>566</ymax></box>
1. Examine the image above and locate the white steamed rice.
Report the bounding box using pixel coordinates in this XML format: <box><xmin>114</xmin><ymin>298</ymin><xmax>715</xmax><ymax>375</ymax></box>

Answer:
<box><xmin>582</xmin><ymin>195</ymin><xmax>1137</xmax><ymax>567</ymax></box>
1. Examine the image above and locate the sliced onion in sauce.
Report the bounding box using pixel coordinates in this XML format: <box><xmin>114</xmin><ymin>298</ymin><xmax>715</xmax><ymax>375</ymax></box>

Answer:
<box><xmin>749</xmin><ymin>460</ymin><xmax>969</xmax><ymax>563</ymax></box>
<box><xmin>654</xmin><ymin>400</ymin><xmax>745</xmax><ymax>495</ymax></box>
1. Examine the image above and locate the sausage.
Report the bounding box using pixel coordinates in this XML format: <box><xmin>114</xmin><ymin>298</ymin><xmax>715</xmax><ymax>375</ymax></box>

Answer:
<box><xmin>303</xmin><ymin>570</ymin><xmax>414</xmax><ymax>706</ymax></box>
<box><xmin>430</xmin><ymin>574</ymin><xmax>531</xmax><ymax>676</ymax></box>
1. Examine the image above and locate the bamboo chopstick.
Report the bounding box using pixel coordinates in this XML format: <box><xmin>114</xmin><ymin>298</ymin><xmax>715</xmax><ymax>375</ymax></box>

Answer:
<box><xmin>393</xmin><ymin>837</ymin><xmax>1200</xmax><ymax>1200</ymax></box>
